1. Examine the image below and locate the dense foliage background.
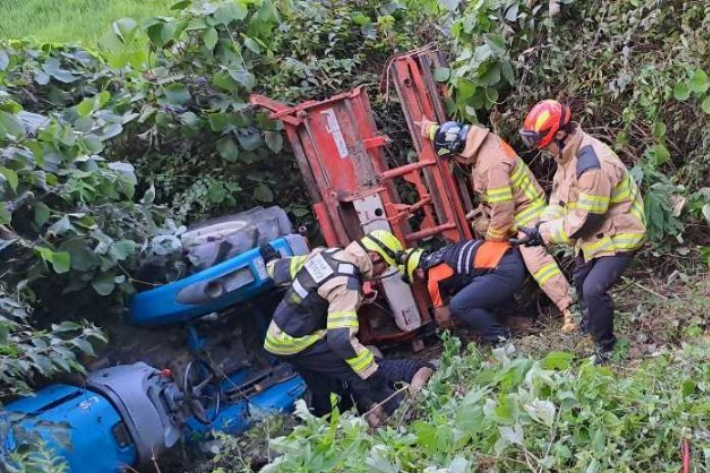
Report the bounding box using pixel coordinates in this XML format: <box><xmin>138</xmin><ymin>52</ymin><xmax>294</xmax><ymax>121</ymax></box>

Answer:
<box><xmin>1</xmin><ymin>0</ymin><xmax>709</xmax><ymax>471</ymax></box>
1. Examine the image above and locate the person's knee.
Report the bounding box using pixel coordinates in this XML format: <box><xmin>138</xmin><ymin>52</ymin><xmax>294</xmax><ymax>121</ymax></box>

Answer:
<box><xmin>582</xmin><ymin>277</ymin><xmax>608</xmax><ymax>303</ymax></box>
<box><xmin>449</xmin><ymin>293</ymin><xmax>469</xmax><ymax>317</ymax></box>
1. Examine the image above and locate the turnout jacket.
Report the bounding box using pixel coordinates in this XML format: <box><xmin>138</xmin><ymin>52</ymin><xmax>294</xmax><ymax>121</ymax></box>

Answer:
<box><xmin>539</xmin><ymin>125</ymin><xmax>646</xmax><ymax>262</ymax></box>
<box><xmin>424</xmin><ymin>240</ymin><xmax>512</xmax><ymax>308</ymax></box>
<box><xmin>456</xmin><ymin>126</ymin><xmax>547</xmax><ymax>240</ymax></box>
<box><xmin>263</xmin><ymin>242</ymin><xmax>377</xmax><ymax>379</ymax></box>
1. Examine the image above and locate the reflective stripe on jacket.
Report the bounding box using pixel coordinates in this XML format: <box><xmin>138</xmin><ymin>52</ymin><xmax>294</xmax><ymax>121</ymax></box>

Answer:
<box><xmin>456</xmin><ymin>126</ymin><xmax>547</xmax><ymax>240</ymax></box>
<box><xmin>424</xmin><ymin>240</ymin><xmax>512</xmax><ymax>308</ymax></box>
<box><xmin>264</xmin><ymin>242</ymin><xmax>378</xmax><ymax>379</ymax></box>
<box><xmin>539</xmin><ymin>126</ymin><xmax>646</xmax><ymax>262</ymax></box>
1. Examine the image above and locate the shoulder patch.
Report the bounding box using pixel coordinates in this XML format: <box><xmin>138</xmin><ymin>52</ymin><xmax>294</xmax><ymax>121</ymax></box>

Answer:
<box><xmin>576</xmin><ymin>145</ymin><xmax>601</xmax><ymax>178</ymax></box>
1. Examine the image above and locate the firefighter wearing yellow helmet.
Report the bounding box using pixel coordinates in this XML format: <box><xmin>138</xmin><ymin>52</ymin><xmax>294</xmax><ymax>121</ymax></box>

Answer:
<box><xmin>261</xmin><ymin>230</ymin><xmax>405</xmax><ymax>423</ymax></box>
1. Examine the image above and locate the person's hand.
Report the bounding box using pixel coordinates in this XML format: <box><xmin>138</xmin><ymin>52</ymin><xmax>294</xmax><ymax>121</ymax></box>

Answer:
<box><xmin>259</xmin><ymin>242</ymin><xmax>280</xmax><ymax>263</ymax></box>
<box><xmin>414</xmin><ymin>119</ymin><xmax>438</xmax><ymax>140</ymax></box>
<box><xmin>516</xmin><ymin>226</ymin><xmax>543</xmax><ymax>247</ymax></box>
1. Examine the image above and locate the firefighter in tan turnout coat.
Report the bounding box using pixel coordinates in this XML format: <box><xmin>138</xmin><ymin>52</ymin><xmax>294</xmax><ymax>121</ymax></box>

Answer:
<box><xmin>418</xmin><ymin>119</ymin><xmax>576</xmax><ymax>331</ymax></box>
<box><xmin>518</xmin><ymin>100</ymin><xmax>646</xmax><ymax>362</ymax></box>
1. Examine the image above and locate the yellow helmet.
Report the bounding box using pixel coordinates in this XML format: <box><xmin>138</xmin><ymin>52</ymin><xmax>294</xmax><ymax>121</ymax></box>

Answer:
<box><xmin>397</xmin><ymin>248</ymin><xmax>425</xmax><ymax>284</ymax></box>
<box><xmin>360</xmin><ymin>230</ymin><xmax>403</xmax><ymax>267</ymax></box>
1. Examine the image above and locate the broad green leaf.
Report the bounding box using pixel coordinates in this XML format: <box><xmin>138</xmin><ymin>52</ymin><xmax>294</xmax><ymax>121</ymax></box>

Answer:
<box><xmin>214</xmin><ymin>2</ymin><xmax>248</xmax><ymax>25</ymax></box>
<box><xmin>524</xmin><ymin>400</ymin><xmax>556</xmax><ymax>426</ymax></box>
<box><xmin>92</xmin><ymin>273</ymin><xmax>116</xmax><ymax>296</ymax></box>
<box><xmin>483</xmin><ymin>34</ymin><xmax>507</xmax><ymax>57</ymax></box>
<box><xmin>209</xmin><ymin>113</ymin><xmax>231</xmax><ymax>132</ymax></box>
<box><xmin>652</xmin><ymin>121</ymin><xmax>667</xmax><ymax>138</ymax></box>
<box><xmin>51</xmin><ymin>251</ymin><xmax>71</xmax><ymax>274</ymax></box>
<box><xmin>47</xmin><ymin>215</ymin><xmax>72</xmax><ymax>237</ymax></box>
<box><xmin>242</xmin><ymin>35</ymin><xmax>262</xmax><ymax>54</ymax></box>
<box><xmin>439</xmin><ymin>0</ymin><xmax>459</xmax><ymax>12</ymax></box>
<box><xmin>213</xmin><ymin>71</ymin><xmax>239</xmax><ymax>91</ymax></box>
<box><xmin>673</xmin><ymin>82</ymin><xmax>690</xmax><ymax>101</ymax></box>
<box><xmin>690</xmin><ymin>69</ymin><xmax>710</xmax><ymax>95</ymax></box>
<box><xmin>112</xmin><ymin>18</ymin><xmax>138</xmax><ymax>44</ymax></box>
<box><xmin>541</xmin><ymin>351</ymin><xmax>574</xmax><ymax>370</ymax></box>
<box><xmin>73</xmin><ymin>338</ymin><xmax>96</xmax><ymax>356</ymax></box>
<box><xmin>171</xmin><ymin>0</ymin><xmax>191</xmax><ymax>10</ymax></box>
<box><xmin>0</xmin><ymin>111</ymin><xmax>26</xmax><ymax>138</ymax></box>
<box><xmin>253</xmin><ymin>183</ymin><xmax>274</xmax><ymax>202</ymax></box>
<box><xmin>702</xmin><ymin>95</ymin><xmax>710</xmax><ymax>115</ymax></box>
<box><xmin>702</xmin><ymin>203</ymin><xmax>710</xmax><ymax>225</ymax></box>
<box><xmin>0</xmin><ymin>167</ymin><xmax>18</xmax><ymax>191</ymax></box>
<box><xmin>265</xmin><ymin>131</ymin><xmax>283</xmax><ymax>154</ymax></box>
<box><xmin>0</xmin><ymin>204</ymin><xmax>10</xmax><ymax>224</ymax></box>
<box><xmin>163</xmin><ymin>83</ymin><xmax>191</xmax><ymax>105</ymax></box>
<box><xmin>110</xmin><ymin>240</ymin><xmax>136</xmax><ymax>261</ymax></box>
<box><xmin>216</xmin><ymin>136</ymin><xmax>240</xmax><ymax>161</ymax></box>
<box><xmin>76</xmin><ymin>97</ymin><xmax>95</xmax><ymax>117</ymax></box>
<box><xmin>0</xmin><ymin>50</ymin><xmax>8</xmax><ymax>71</ymax></box>
<box><xmin>34</xmin><ymin>203</ymin><xmax>50</xmax><ymax>227</ymax></box>
<box><xmin>204</xmin><ymin>27</ymin><xmax>219</xmax><ymax>52</ymax></box>
<box><xmin>433</xmin><ymin>67</ymin><xmax>450</xmax><ymax>82</ymax></box>
<box><xmin>652</xmin><ymin>144</ymin><xmax>670</xmax><ymax>166</ymax></box>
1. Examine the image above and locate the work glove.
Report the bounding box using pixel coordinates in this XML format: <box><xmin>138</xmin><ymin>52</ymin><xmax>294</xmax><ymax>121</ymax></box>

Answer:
<box><xmin>515</xmin><ymin>225</ymin><xmax>543</xmax><ymax>247</ymax></box>
<box><xmin>258</xmin><ymin>242</ymin><xmax>280</xmax><ymax>264</ymax></box>
<box><xmin>417</xmin><ymin>119</ymin><xmax>439</xmax><ymax>140</ymax></box>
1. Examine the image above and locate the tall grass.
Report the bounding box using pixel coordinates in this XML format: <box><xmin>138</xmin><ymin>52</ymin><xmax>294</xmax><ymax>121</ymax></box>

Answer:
<box><xmin>0</xmin><ymin>0</ymin><xmax>174</xmax><ymax>45</ymax></box>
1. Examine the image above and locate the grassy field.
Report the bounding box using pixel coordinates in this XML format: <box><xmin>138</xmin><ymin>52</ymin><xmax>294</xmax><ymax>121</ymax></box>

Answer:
<box><xmin>0</xmin><ymin>0</ymin><xmax>174</xmax><ymax>45</ymax></box>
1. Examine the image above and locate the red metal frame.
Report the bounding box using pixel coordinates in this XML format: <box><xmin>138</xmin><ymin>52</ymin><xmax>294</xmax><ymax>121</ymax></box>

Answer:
<box><xmin>249</xmin><ymin>49</ymin><xmax>470</xmax><ymax>345</ymax></box>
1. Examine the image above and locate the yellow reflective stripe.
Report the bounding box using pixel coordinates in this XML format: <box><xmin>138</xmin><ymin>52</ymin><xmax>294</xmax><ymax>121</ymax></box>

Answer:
<box><xmin>289</xmin><ymin>256</ymin><xmax>308</xmax><ymax>278</ymax></box>
<box><xmin>267</xmin><ymin>263</ymin><xmax>276</xmax><ymax>279</ymax></box>
<box><xmin>611</xmin><ymin>174</ymin><xmax>637</xmax><ymax>204</ymax></box>
<box><xmin>611</xmin><ymin>232</ymin><xmax>645</xmax><ymax>250</ymax></box>
<box><xmin>486</xmin><ymin>186</ymin><xmax>514</xmax><ymax>204</ymax></box>
<box><xmin>514</xmin><ymin>199</ymin><xmax>546</xmax><ymax>228</ymax></box>
<box><xmin>577</xmin><ymin>193</ymin><xmax>609</xmax><ymax>213</ymax></box>
<box><xmin>581</xmin><ymin>236</ymin><xmax>615</xmax><ymax>253</ymax></box>
<box><xmin>631</xmin><ymin>200</ymin><xmax>646</xmax><ymax>226</ymax></box>
<box><xmin>541</xmin><ymin>204</ymin><xmax>566</xmax><ymax>222</ymax></box>
<box><xmin>549</xmin><ymin>220</ymin><xmax>569</xmax><ymax>244</ymax></box>
<box><xmin>327</xmin><ymin>311</ymin><xmax>359</xmax><ymax>329</ymax></box>
<box><xmin>346</xmin><ymin>349</ymin><xmax>375</xmax><ymax>373</ymax></box>
<box><xmin>264</xmin><ymin>329</ymin><xmax>324</xmax><ymax>355</ymax></box>
<box><xmin>532</xmin><ymin>262</ymin><xmax>561</xmax><ymax>287</ymax></box>
<box><xmin>510</xmin><ymin>161</ymin><xmax>544</xmax><ymax>202</ymax></box>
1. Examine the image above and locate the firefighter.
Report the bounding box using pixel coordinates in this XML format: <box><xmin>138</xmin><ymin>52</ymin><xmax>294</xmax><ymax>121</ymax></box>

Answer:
<box><xmin>418</xmin><ymin>119</ymin><xmax>576</xmax><ymax>332</ymax></box>
<box><xmin>396</xmin><ymin>239</ymin><xmax>526</xmax><ymax>344</ymax></box>
<box><xmin>517</xmin><ymin>100</ymin><xmax>646</xmax><ymax>362</ymax></box>
<box><xmin>260</xmin><ymin>230</ymin><xmax>421</xmax><ymax>422</ymax></box>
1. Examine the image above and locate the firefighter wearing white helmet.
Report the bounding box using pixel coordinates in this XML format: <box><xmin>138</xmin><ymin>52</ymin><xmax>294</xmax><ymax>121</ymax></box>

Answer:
<box><xmin>261</xmin><ymin>230</ymin><xmax>404</xmax><ymax>422</ymax></box>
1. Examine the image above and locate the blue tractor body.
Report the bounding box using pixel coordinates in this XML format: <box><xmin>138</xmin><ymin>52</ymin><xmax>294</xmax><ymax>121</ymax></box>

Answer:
<box><xmin>4</xmin><ymin>385</ymin><xmax>137</xmax><ymax>472</ymax></box>
<box><xmin>2</xmin><ymin>207</ymin><xmax>311</xmax><ymax>473</ymax></box>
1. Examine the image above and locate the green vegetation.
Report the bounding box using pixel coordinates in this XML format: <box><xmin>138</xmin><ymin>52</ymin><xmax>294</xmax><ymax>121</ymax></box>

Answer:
<box><xmin>0</xmin><ymin>0</ymin><xmax>709</xmax><ymax>471</ymax></box>
<box><xmin>0</xmin><ymin>0</ymin><xmax>172</xmax><ymax>45</ymax></box>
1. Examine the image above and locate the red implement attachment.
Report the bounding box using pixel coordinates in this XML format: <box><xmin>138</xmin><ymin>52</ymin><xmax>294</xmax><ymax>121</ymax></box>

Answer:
<box><xmin>250</xmin><ymin>50</ymin><xmax>467</xmax><ymax>346</ymax></box>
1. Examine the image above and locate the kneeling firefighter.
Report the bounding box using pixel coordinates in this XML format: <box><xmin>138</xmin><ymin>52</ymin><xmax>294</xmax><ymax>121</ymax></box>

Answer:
<box><xmin>418</xmin><ymin>119</ymin><xmax>576</xmax><ymax>332</ymax></box>
<box><xmin>397</xmin><ymin>239</ymin><xmax>526</xmax><ymax>344</ymax></box>
<box><xmin>261</xmin><ymin>230</ymin><xmax>432</xmax><ymax>421</ymax></box>
<box><xmin>517</xmin><ymin>100</ymin><xmax>646</xmax><ymax>362</ymax></box>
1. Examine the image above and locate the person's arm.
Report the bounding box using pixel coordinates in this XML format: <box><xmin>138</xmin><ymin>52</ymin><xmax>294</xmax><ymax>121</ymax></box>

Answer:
<box><xmin>540</xmin><ymin>168</ymin><xmax>613</xmax><ymax>244</ymax></box>
<box><xmin>266</xmin><ymin>255</ymin><xmax>309</xmax><ymax>286</ymax></box>
<box><xmin>323</xmin><ymin>279</ymin><xmax>378</xmax><ymax>379</ymax></box>
<box><xmin>426</xmin><ymin>264</ymin><xmax>455</xmax><ymax>329</ymax></box>
<box><xmin>484</xmin><ymin>163</ymin><xmax>516</xmax><ymax>241</ymax></box>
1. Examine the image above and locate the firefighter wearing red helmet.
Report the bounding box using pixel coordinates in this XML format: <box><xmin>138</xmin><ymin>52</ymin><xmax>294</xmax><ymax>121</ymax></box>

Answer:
<box><xmin>418</xmin><ymin>118</ymin><xmax>576</xmax><ymax>333</ymax></box>
<box><xmin>518</xmin><ymin>100</ymin><xmax>646</xmax><ymax>363</ymax></box>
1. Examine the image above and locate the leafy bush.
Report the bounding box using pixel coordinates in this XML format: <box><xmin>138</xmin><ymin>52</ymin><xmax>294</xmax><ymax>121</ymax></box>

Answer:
<box><xmin>251</xmin><ymin>336</ymin><xmax>710</xmax><ymax>473</ymax></box>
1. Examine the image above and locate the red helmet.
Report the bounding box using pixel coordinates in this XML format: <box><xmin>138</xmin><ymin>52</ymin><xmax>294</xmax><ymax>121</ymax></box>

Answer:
<box><xmin>519</xmin><ymin>100</ymin><xmax>572</xmax><ymax>149</ymax></box>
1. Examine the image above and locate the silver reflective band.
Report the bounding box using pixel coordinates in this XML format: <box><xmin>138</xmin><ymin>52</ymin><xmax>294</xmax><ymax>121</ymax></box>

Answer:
<box><xmin>291</xmin><ymin>278</ymin><xmax>309</xmax><ymax>299</ymax></box>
